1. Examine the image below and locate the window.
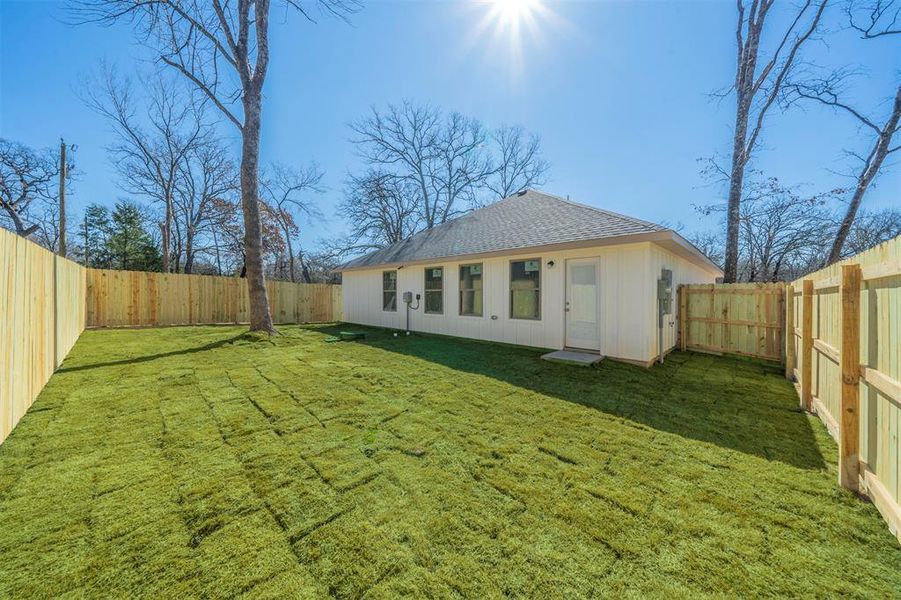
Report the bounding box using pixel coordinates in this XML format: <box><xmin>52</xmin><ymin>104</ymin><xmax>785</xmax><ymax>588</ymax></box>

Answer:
<box><xmin>459</xmin><ymin>264</ymin><xmax>483</xmax><ymax>316</ymax></box>
<box><xmin>424</xmin><ymin>267</ymin><xmax>443</xmax><ymax>314</ymax></box>
<box><xmin>382</xmin><ymin>271</ymin><xmax>397</xmax><ymax>311</ymax></box>
<box><xmin>510</xmin><ymin>259</ymin><xmax>540</xmax><ymax>320</ymax></box>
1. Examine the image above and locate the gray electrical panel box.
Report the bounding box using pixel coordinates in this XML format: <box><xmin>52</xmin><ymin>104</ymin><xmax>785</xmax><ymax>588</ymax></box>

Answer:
<box><xmin>402</xmin><ymin>291</ymin><xmax>413</xmax><ymax>304</ymax></box>
<box><xmin>657</xmin><ymin>269</ymin><xmax>673</xmax><ymax>315</ymax></box>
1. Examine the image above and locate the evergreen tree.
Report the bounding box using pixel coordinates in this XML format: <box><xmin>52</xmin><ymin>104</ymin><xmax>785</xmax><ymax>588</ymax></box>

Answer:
<box><xmin>106</xmin><ymin>201</ymin><xmax>161</xmax><ymax>272</ymax></box>
<box><xmin>81</xmin><ymin>203</ymin><xmax>113</xmax><ymax>268</ymax></box>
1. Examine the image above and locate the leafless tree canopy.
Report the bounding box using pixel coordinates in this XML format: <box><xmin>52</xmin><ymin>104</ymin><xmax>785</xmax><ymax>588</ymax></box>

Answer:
<box><xmin>172</xmin><ymin>140</ymin><xmax>240</xmax><ymax>273</ymax></box>
<box><xmin>330</xmin><ymin>170</ymin><xmax>423</xmax><ymax>258</ymax></box>
<box><xmin>485</xmin><ymin>125</ymin><xmax>550</xmax><ymax>201</ymax></box>
<box><xmin>260</xmin><ymin>162</ymin><xmax>324</xmax><ymax>282</ymax></box>
<box><xmin>847</xmin><ymin>0</ymin><xmax>901</xmax><ymax>37</ymax></box>
<box><xmin>719</xmin><ymin>0</ymin><xmax>829</xmax><ymax>282</ymax></box>
<box><xmin>81</xmin><ymin>65</ymin><xmax>209</xmax><ymax>272</ymax></box>
<box><xmin>692</xmin><ymin>171</ymin><xmax>900</xmax><ymax>281</ymax></box>
<box><xmin>73</xmin><ymin>0</ymin><xmax>357</xmax><ymax>333</ymax></box>
<box><xmin>338</xmin><ymin>101</ymin><xmax>549</xmax><ymax>256</ymax></box>
<box><xmin>0</xmin><ymin>139</ymin><xmax>73</xmax><ymax>244</ymax></box>
<box><xmin>781</xmin><ymin>3</ymin><xmax>901</xmax><ymax>264</ymax></box>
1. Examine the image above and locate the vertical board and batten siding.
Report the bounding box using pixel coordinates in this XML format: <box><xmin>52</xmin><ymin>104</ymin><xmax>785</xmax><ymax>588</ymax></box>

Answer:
<box><xmin>342</xmin><ymin>242</ymin><xmax>719</xmax><ymax>364</ymax></box>
<box><xmin>86</xmin><ymin>269</ymin><xmax>341</xmax><ymax>327</ymax></box>
<box><xmin>787</xmin><ymin>235</ymin><xmax>901</xmax><ymax>542</ymax></box>
<box><xmin>0</xmin><ymin>228</ymin><xmax>86</xmax><ymax>444</ymax></box>
<box><xmin>679</xmin><ymin>283</ymin><xmax>785</xmax><ymax>361</ymax></box>
<box><xmin>646</xmin><ymin>244</ymin><xmax>717</xmax><ymax>359</ymax></box>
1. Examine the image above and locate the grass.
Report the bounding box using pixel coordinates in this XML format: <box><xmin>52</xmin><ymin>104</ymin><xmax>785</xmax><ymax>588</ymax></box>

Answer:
<box><xmin>0</xmin><ymin>324</ymin><xmax>899</xmax><ymax>598</ymax></box>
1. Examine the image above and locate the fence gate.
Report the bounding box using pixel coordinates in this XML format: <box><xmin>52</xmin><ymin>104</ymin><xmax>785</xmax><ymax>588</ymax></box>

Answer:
<box><xmin>678</xmin><ymin>283</ymin><xmax>786</xmax><ymax>362</ymax></box>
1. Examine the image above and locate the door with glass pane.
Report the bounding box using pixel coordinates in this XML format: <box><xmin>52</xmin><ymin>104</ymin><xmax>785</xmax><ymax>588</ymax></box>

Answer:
<box><xmin>565</xmin><ymin>258</ymin><xmax>600</xmax><ymax>350</ymax></box>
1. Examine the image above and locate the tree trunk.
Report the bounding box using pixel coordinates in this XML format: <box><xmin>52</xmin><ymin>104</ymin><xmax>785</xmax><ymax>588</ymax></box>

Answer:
<box><xmin>212</xmin><ymin>228</ymin><xmax>222</xmax><ymax>276</ymax></box>
<box><xmin>828</xmin><ymin>83</ymin><xmax>901</xmax><ymax>264</ymax></box>
<box><xmin>184</xmin><ymin>226</ymin><xmax>194</xmax><ymax>274</ymax></box>
<box><xmin>162</xmin><ymin>191</ymin><xmax>171</xmax><ymax>273</ymax></box>
<box><xmin>240</xmin><ymin>89</ymin><xmax>276</xmax><ymax>333</ymax></box>
<box><xmin>724</xmin><ymin>88</ymin><xmax>752</xmax><ymax>283</ymax></box>
<box><xmin>286</xmin><ymin>235</ymin><xmax>296</xmax><ymax>283</ymax></box>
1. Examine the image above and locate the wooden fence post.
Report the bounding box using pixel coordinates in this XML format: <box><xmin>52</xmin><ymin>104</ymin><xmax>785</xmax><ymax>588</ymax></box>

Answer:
<box><xmin>679</xmin><ymin>286</ymin><xmax>687</xmax><ymax>351</ymax></box>
<box><xmin>784</xmin><ymin>284</ymin><xmax>794</xmax><ymax>378</ymax></box>
<box><xmin>801</xmin><ymin>279</ymin><xmax>814</xmax><ymax>411</ymax></box>
<box><xmin>839</xmin><ymin>264</ymin><xmax>862</xmax><ymax>492</ymax></box>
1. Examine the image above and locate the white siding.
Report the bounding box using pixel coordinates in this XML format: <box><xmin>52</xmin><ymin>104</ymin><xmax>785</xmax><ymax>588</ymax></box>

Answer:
<box><xmin>342</xmin><ymin>241</ymin><xmax>718</xmax><ymax>364</ymax></box>
<box><xmin>646</xmin><ymin>243</ymin><xmax>718</xmax><ymax>360</ymax></box>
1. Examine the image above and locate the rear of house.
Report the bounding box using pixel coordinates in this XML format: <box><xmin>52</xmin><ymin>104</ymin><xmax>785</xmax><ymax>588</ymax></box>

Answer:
<box><xmin>340</xmin><ymin>190</ymin><xmax>722</xmax><ymax>366</ymax></box>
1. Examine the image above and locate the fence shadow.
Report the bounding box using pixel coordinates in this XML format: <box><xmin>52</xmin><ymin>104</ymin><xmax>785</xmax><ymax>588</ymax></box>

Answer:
<box><xmin>56</xmin><ymin>333</ymin><xmax>249</xmax><ymax>374</ymax></box>
<box><xmin>311</xmin><ymin>324</ymin><xmax>827</xmax><ymax>471</ymax></box>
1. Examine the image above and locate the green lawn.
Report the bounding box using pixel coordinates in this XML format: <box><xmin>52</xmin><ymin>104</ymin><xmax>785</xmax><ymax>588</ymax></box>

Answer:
<box><xmin>0</xmin><ymin>325</ymin><xmax>898</xmax><ymax>598</ymax></box>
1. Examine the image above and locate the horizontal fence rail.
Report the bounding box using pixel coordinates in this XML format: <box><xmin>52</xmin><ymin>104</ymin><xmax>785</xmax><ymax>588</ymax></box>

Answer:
<box><xmin>786</xmin><ymin>235</ymin><xmax>901</xmax><ymax>543</ymax></box>
<box><xmin>678</xmin><ymin>283</ymin><xmax>785</xmax><ymax>361</ymax></box>
<box><xmin>86</xmin><ymin>269</ymin><xmax>342</xmax><ymax>328</ymax></box>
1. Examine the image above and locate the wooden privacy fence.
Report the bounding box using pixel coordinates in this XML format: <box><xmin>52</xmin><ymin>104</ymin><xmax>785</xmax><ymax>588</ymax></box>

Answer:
<box><xmin>678</xmin><ymin>283</ymin><xmax>785</xmax><ymax>361</ymax></box>
<box><xmin>86</xmin><ymin>269</ymin><xmax>342</xmax><ymax>328</ymax></box>
<box><xmin>1</xmin><ymin>232</ymin><xmax>343</xmax><ymax>446</ymax></box>
<box><xmin>1</xmin><ymin>228</ymin><xmax>86</xmax><ymax>444</ymax></box>
<box><xmin>785</xmin><ymin>235</ymin><xmax>901</xmax><ymax>543</ymax></box>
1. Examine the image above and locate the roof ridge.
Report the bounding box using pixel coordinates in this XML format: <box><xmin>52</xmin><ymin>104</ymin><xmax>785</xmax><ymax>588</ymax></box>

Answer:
<box><xmin>525</xmin><ymin>189</ymin><xmax>666</xmax><ymax>232</ymax></box>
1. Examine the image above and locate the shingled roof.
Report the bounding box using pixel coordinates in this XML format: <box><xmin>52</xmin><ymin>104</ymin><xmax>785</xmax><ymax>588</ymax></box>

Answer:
<box><xmin>341</xmin><ymin>189</ymin><xmax>684</xmax><ymax>270</ymax></box>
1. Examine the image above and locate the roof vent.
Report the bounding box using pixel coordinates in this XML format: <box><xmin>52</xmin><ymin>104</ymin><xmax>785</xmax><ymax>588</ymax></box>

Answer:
<box><xmin>516</xmin><ymin>189</ymin><xmax>528</xmax><ymax>196</ymax></box>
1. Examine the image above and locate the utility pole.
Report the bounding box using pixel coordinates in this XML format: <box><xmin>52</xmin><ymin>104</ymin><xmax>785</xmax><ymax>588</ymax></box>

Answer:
<box><xmin>83</xmin><ymin>214</ymin><xmax>90</xmax><ymax>267</ymax></box>
<box><xmin>58</xmin><ymin>139</ymin><xmax>67</xmax><ymax>257</ymax></box>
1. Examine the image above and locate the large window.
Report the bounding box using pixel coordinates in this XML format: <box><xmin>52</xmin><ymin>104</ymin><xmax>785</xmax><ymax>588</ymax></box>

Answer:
<box><xmin>510</xmin><ymin>259</ymin><xmax>541</xmax><ymax>320</ymax></box>
<box><xmin>382</xmin><ymin>270</ymin><xmax>397</xmax><ymax>311</ymax></box>
<box><xmin>424</xmin><ymin>267</ymin><xmax>443</xmax><ymax>314</ymax></box>
<box><xmin>459</xmin><ymin>264</ymin><xmax>483</xmax><ymax>316</ymax></box>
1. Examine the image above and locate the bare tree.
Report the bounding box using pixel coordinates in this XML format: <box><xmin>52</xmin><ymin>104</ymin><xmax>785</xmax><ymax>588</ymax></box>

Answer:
<box><xmin>350</xmin><ymin>101</ymin><xmax>550</xmax><ymax>241</ymax></box>
<box><xmin>847</xmin><ymin>0</ymin><xmax>901</xmax><ymax>37</ymax></box>
<box><xmin>351</xmin><ymin>102</ymin><xmax>442</xmax><ymax>225</ymax></box>
<box><xmin>695</xmin><ymin>173</ymin><xmax>840</xmax><ymax>281</ymax></box>
<box><xmin>785</xmin><ymin>75</ymin><xmax>901</xmax><ymax>262</ymax></box>
<box><xmin>330</xmin><ymin>170</ymin><xmax>422</xmax><ymax>257</ymax></box>
<box><xmin>842</xmin><ymin>207</ymin><xmax>901</xmax><ymax>255</ymax></box>
<box><xmin>173</xmin><ymin>140</ymin><xmax>239</xmax><ymax>273</ymax></box>
<box><xmin>0</xmin><ymin>139</ymin><xmax>73</xmax><ymax>243</ymax></box>
<box><xmin>82</xmin><ymin>66</ymin><xmax>207</xmax><ymax>272</ymax></box>
<box><xmin>426</xmin><ymin>112</ymin><xmax>493</xmax><ymax>224</ymax></box>
<box><xmin>260</xmin><ymin>162</ymin><xmax>324</xmax><ymax>282</ymax></box>
<box><xmin>75</xmin><ymin>0</ymin><xmax>357</xmax><ymax>333</ymax></box>
<box><xmin>720</xmin><ymin>0</ymin><xmax>829</xmax><ymax>281</ymax></box>
<box><xmin>485</xmin><ymin>125</ymin><xmax>550</xmax><ymax>200</ymax></box>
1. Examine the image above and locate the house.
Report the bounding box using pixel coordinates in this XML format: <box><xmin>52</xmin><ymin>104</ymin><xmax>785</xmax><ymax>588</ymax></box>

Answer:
<box><xmin>339</xmin><ymin>189</ymin><xmax>722</xmax><ymax>366</ymax></box>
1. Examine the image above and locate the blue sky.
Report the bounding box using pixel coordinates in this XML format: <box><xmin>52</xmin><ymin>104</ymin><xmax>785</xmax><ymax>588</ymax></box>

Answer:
<box><xmin>1</xmin><ymin>0</ymin><xmax>898</xmax><ymax>251</ymax></box>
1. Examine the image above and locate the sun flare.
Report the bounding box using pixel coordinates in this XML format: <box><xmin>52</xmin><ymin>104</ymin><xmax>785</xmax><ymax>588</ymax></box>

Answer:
<box><xmin>492</xmin><ymin>0</ymin><xmax>540</xmax><ymax>26</ymax></box>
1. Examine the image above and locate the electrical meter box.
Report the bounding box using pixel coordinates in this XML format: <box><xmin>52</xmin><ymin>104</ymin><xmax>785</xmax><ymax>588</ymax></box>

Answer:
<box><xmin>402</xmin><ymin>291</ymin><xmax>413</xmax><ymax>304</ymax></box>
<box><xmin>657</xmin><ymin>269</ymin><xmax>673</xmax><ymax>315</ymax></box>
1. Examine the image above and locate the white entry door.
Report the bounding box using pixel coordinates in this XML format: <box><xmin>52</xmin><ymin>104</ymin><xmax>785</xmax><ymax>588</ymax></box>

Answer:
<box><xmin>565</xmin><ymin>258</ymin><xmax>600</xmax><ymax>351</ymax></box>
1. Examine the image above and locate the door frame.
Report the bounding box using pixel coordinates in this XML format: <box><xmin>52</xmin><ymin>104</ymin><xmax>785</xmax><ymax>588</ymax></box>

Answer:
<box><xmin>564</xmin><ymin>257</ymin><xmax>601</xmax><ymax>351</ymax></box>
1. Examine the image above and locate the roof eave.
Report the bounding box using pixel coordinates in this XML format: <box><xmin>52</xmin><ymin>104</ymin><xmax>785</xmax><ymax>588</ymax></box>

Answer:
<box><xmin>338</xmin><ymin>230</ymin><xmax>676</xmax><ymax>273</ymax></box>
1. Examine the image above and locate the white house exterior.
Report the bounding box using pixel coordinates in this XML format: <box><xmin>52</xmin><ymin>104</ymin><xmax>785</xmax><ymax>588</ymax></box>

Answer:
<box><xmin>340</xmin><ymin>190</ymin><xmax>722</xmax><ymax>366</ymax></box>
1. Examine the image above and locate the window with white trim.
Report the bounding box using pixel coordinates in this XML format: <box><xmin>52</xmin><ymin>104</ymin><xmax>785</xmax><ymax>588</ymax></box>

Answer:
<box><xmin>459</xmin><ymin>264</ymin><xmax>483</xmax><ymax>316</ymax></box>
<box><xmin>424</xmin><ymin>267</ymin><xmax>443</xmax><ymax>314</ymax></box>
<box><xmin>510</xmin><ymin>259</ymin><xmax>540</xmax><ymax>320</ymax></box>
<box><xmin>382</xmin><ymin>271</ymin><xmax>397</xmax><ymax>311</ymax></box>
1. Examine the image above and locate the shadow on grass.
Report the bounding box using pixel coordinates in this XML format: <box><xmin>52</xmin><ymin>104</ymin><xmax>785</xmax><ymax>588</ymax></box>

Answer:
<box><xmin>311</xmin><ymin>324</ymin><xmax>827</xmax><ymax>471</ymax></box>
<box><xmin>57</xmin><ymin>333</ymin><xmax>249</xmax><ymax>374</ymax></box>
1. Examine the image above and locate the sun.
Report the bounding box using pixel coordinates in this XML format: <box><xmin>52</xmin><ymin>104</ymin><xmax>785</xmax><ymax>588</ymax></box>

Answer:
<box><xmin>492</xmin><ymin>0</ymin><xmax>541</xmax><ymax>26</ymax></box>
